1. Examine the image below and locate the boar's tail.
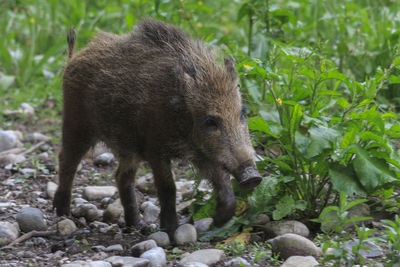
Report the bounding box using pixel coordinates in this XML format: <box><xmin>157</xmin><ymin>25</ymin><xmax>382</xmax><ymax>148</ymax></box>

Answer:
<box><xmin>67</xmin><ymin>27</ymin><xmax>76</xmax><ymax>59</ymax></box>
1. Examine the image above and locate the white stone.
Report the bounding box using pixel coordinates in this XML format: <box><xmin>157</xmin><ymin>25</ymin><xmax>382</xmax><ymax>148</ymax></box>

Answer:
<box><xmin>103</xmin><ymin>198</ymin><xmax>124</xmax><ymax>224</ymax></box>
<box><xmin>194</xmin><ymin>218</ymin><xmax>213</xmax><ymax>233</ymax></box>
<box><xmin>136</xmin><ymin>173</ymin><xmax>156</xmax><ymax>194</ymax></box>
<box><xmin>0</xmin><ymin>130</ymin><xmax>18</xmax><ymax>152</ymax></box>
<box><xmin>131</xmin><ymin>239</ymin><xmax>157</xmax><ymax>256</ymax></box>
<box><xmin>94</xmin><ymin>152</ymin><xmax>115</xmax><ymax>166</ymax></box>
<box><xmin>57</xmin><ymin>219</ymin><xmax>77</xmax><ymax>236</ymax></box>
<box><xmin>281</xmin><ymin>256</ymin><xmax>319</xmax><ymax>267</ymax></box>
<box><xmin>83</xmin><ymin>186</ymin><xmax>117</xmax><ymax>200</ymax></box>
<box><xmin>180</xmin><ymin>249</ymin><xmax>224</xmax><ymax>265</ymax></box>
<box><xmin>25</xmin><ymin>132</ymin><xmax>51</xmax><ymax>143</ymax></box>
<box><xmin>0</xmin><ymin>221</ymin><xmax>19</xmax><ymax>246</ymax></box>
<box><xmin>142</xmin><ymin>202</ymin><xmax>160</xmax><ymax>224</ymax></box>
<box><xmin>20</xmin><ymin>102</ymin><xmax>35</xmax><ymax>115</ymax></box>
<box><xmin>88</xmin><ymin>261</ymin><xmax>112</xmax><ymax>267</ymax></box>
<box><xmin>104</xmin><ymin>244</ymin><xmax>124</xmax><ymax>252</ymax></box>
<box><xmin>225</xmin><ymin>257</ymin><xmax>251</xmax><ymax>267</ymax></box>
<box><xmin>72</xmin><ymin>203</ymin><xmax>101</xmax><ymax>222</ymax></box>
<box><xmin>0</xmin><ymin>153</ymin><xmax>25</xmax><ymax>166</ymax></box>
<box><xmin>47</xmin><ymin>181</ymin><xmax>58</xmax><ymax>199</ymax></box>
<box><xmin>140</xmin><ymin>247</ymin><xmax>167</xmax><ymax>267</ymax></box>
<box><xmin>268</xmin><ymin>233</ymin><xmax>322</xmax><ymax>260</ymax></box>
<box><xmin>148</xmin><ymin>231</ymin><xmax>170</xmax><ymax>247</ymax></box>
<box><xmin>175</xmin><ymin>224</ymin><xmax>197</xmax><ymax>245</ymax></box>
<box><xmin>105</xmin><ymin>256</ymin><xmax>150</xmax><ymax>267</ymax></box>
<box><xmin>261</xmin><ymin>220</ymin><xmax>309</xmax><ymax>237</ymax></box>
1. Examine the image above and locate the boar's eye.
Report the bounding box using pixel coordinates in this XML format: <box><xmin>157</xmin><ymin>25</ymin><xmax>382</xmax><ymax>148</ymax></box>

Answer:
<box><xmin>203</xmin><ymin>115</ymin><xmax>219</xmax><ymax>131</ymax></box>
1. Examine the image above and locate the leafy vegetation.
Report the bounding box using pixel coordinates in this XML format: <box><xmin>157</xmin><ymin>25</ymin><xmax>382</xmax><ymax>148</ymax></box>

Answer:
<box><xmin>1</xmin><ymin>0</ymin><xmax>400</xmax><ymax>264</ymax></box>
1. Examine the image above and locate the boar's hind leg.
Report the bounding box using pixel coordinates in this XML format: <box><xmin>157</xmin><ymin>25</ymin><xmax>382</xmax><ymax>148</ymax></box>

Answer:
<box><xmin>149</xmin><ymin>158</ymin><xmax>177</xmax><ymax>239</ymax></box>
<box><xmin>197</xmin><ymin>163</ymin><xmax>236</xmax><ymax>227</ymax></box>
<box><xmin>115</xmin><ymin>156</ymin><xmax>140</xmax><ymax>227</ymax></box>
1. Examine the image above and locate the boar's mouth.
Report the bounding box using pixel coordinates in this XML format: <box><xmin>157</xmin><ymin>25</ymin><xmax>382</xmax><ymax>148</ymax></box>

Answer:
<box><xmin>230</xmin><ymin>163</ymin><xmax>262</xmax><ymax>189</ymax></box>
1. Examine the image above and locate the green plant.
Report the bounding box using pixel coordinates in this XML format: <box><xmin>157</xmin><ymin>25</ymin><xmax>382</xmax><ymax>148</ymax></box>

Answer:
<box><xmin>382</xmin><ymin>215</ymin><xmax>400</xmax><ymax>265</ymax></box>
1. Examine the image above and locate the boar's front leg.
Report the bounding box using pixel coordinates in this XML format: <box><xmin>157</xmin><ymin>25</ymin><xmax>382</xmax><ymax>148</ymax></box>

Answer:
<box><xmin>197</xmin><ymin>162</ymin><xmax>236</xmax><ymax>227</ymax></box>
<box><xmin>148</xmin><ymin>157</ymin><xmax>178</xmax><ymax>239</ymax></box>
<box><xmin>115</xmin><ymin>156</ymin><xmax>140</xmax><ymax>227</ymax></box>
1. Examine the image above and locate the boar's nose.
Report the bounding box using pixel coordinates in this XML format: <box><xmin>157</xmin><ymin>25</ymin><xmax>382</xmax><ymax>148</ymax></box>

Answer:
<box><xmin>233</xmin><ymin>164</ymin><xmax>262</xmax><ymax>189</ymax></box>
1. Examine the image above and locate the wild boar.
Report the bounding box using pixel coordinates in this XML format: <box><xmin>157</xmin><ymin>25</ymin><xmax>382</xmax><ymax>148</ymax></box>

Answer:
<box><xmin>53</xmin><ymin>19</ymin><xmax>262</xmax><ymax>238</ymax></box>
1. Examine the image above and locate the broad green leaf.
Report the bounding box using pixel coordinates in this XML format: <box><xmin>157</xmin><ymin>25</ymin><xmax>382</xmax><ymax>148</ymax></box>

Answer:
<box><xmin>295</xmin><ymin>131</ymin><xmax>311</xmax><ymax>155</ymax></box>
<box><xmin>306</xmin><ymin>125</ymin><xmax>339</xmax><ymax>158</ymax></box>
<box><xmin>336</xmin><ymin>97</ymin><xmax>350</xmax><ymax>108</ymax></box>
<box><xmin>340</xmin><ymin>128</ymin><xmax>357</xmax><ymax>149</ymax></box>
<box><xmin>329</xmin><ymin>165</ymin><xmax>366</xmax><ymax>196</ymax></box>
<box><xmin>290</xmin><ymin>104</ymin><xmax>303</xmax><ymax>139</ymax></box>
<box><xmin>248</xmin><ymin>176</ymin><xmax>280</xmax><ymax>213</ymax></box>
<box><xmin>272</xmin><ymin>195</ymin><xmax>295</xmax><ymax>220</ymax></box>
<box><xmin>0</xmin><ymin>75</ymin><xmax>15</xmax><ymax>90</ymax></box>
<box><xmin>356</xmin><ymin>99</ymin><xmax>374</xmax><ymax>107</ymax></box>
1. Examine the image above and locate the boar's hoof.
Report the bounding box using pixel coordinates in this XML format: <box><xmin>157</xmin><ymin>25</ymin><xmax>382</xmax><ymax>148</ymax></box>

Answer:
<box><xmin>237</xmin><ymin>167</ymin><xmax>262</xmax><ymax>189</ymax></box>
<box><xmin>53</xmin><ymin>191</ymin><xmax>71</xmax><ymax>216</ymax></box>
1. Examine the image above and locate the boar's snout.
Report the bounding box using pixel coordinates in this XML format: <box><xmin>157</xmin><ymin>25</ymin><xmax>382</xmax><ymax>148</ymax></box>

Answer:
<box><xmin>233</xmin><ymin>164</ymin><xmax>262</xmax><ymax>189</ymax></box>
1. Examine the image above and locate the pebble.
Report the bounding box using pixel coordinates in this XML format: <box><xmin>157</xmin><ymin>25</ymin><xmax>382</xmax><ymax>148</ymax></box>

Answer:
<box><xmin>83</xmin><ymin>186</ymin><xmax>117</xmax><ymax>200</ymax></box>
<box><xmin>20</xmin><ymin>102</ymin><xmax>35</xmax><ymax>115</ymax></box>
<box><xmin>37</xmin><ymin>152</ymin><xmax>49</xmax><ymax>160</ymax></box>
<box><xmin>0</xmin><ymin>154</ymin><xmax>25</xmax><ymax>166</ymax></box>
<box><xmin>281</xmin><ymin>256</ymin><xmax>319</xmax><ymax>267</ymax></box>
<box><xmin>176</xmin><ymin>180</ymin><xmax>195</xmax><ymax>199</ymax></box>
<box><xmin>178</xmin><ymin>263</ymin><xmax>209</xmax><ymax>267</ymax></box>
<box><xmin>225</xmin><ymin>257</ymin><xmax>251</xmax><ymax>267</ymax></box>
<box><xmin>148</xmin><ymin>231</ymin><xmax>170</xmax><ymax>247</ymax></box>
<box><xmin>105</xmin><ymin>256</ymin><xmax>150</xmax><ymax>267</ymax></box>
<box><xmin>71</xmin><ymin>203</ymin><xmax>101</xmax><ymax>222</ymax></box>
<box><xmin>103</xmin><ymin>198</ymin><xmax>124</xmax><ymax>224</ymax></box>
<box><xmin>261</xmin><ymin>220</ymin><xmax>309</xmax><ymax>237</ymax></box>
<box><xmin>140</xmin><ymin>246</ymin><xmax>167</xmax><ymax>267</ymax></box>
<box><xmin>104</xmin><ymin>244</ymin><xmax>124</xmax><ymax>252</ymax></box>
<box><xmin>179</xmin><ymin>249</ymin><xmax>224</xmax><ymax>265</ymax></box>
<box><xmin>0</xmin><ymin>221</ymin><xmax>19</xmax><ymax>246</ymax></box>
<box><xmin>24</xmin><ymin>132</ymin><xmax>51</xmax><ymax>143</ymax></box>
<box><xmin>72</xmin><ymin>198</ymin><xmax>89</xmax><ymax>205</ymax></box>
<box><xmin>253</xmin><ymin>214</ymin><xmax>270</xmax><ymax>225</ymax></box>
<box><xmin>93</xmin><ymin>152</ymin><xmax>115</xmax><ymax>166</ymax></box>
<box><xmin>344</xmin><ymin>239</ymin><xmax>382</xmax><ymax>258</ymax></box>
<box><xmin>131</xmin><ymin>239</ymin><xmax>157</xmax><ymax>257</ymax></box>
<box><xmin>0</xmin><ymin>130</ymin><xmax>19</xmax><ymax>152</ymax></box>
<box><xmin>88</xmin><ymin>262</ymin><xmax>112</xmax><ymax>267</ymax></box>
<box><xmin>57</xmin><ymin>219</ymin><xmax>77</xmax><ymax>236</ymax></box>
<box><xmin>46</xmin><ymin>181</ymin><xmax>58</xmax><ymax>199</ymax></box>
<box><xmin>136</xmin><ymin>173</ymin><xmax>156</xmax><ymax>194</ymax></box>
<box><xmin>20</xmin><ymin>168</ymin><xmax>36</xmax><ymax>176</ymax></box>
<box><xmin>142</xmin><ymin>201</ymin><xmax>160</xmax><ymax>224</ymax></box>
<box><xmin>268</xmin><ymin>233</ymin><xmax>322</xmax><ymax>260</ymax></box>
<box><xmin>194</xmin><ymin>218</ymin><xmax>213</xmax><ymax>233</ymax></box>
<box><xmin>16</xmin><ymin>207</ymin><xmax>47</xmax><ymax>232</ymax></box>
<box><xmin>175</xmin><ymin>224</ymin><xmax>197</xmax><ymax>245</ymax></box>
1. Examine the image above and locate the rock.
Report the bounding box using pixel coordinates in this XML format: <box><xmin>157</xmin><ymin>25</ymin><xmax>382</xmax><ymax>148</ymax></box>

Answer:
<box><xmin>20</xmin><ymin>102</ymin><xmax>35</xmax><ymax>115</ymax></box>
<box><xmin>105</xmin><ymin>256</ymin><xmax>150</xmax><ymax>267</ymax></box>
<box><xmin>5</xmin><ymin>130</ymin><xmax>23</xmax><ymax>141</ymax></box>
<box><xmin>176</xmin><ymin>180</ymin><xmax>195</xmax><ymax>199</ymax></box>
<box><xmin>268</xmin><ymin>233</ymin><xmax>321</xmax><ymax>260</ymax></box>
<box><xmin>94</xmin><ymin>152</ymin><xmax>115</xmax><ymax>166</ymax></box>
<box><xmin>148</xmin><ymin>232</ymin><xmax>170</xmax><ymax>247</ymax></box>
<box><xmin>261</xmin><ymin>220</ymin><xmax>309</xmax><ymax>237</ymax></box>
<box><xmin>140</xmin><ymin>247</ymin><xmax>167</xmax><ymax>267</ymax></box>
<box><xmin>321</xmin><ymin>203</ymin><xmax>370</xmax><ymax>232</ymax></box>
<box><xmin>16</xmin><ymin>207</ymin><xmax>47</xmax><ymax>232</ymax></box>
<box><xmin>25</xmin><ymin>132</ymin><xmax>51</xmax><ymax>143</ymax></box>
<box><xmin>0</xmin><ymin>130</ymin><xmax>19</xmax><ymax>152</ymax></box>
<box><xmin>104</xmin><ymin>244</ymin><xmax>124</xmax><ymax>252</ymax></box>
<box><xmin>179</xmin><ymin>249</ymin><xmax>224</xmax><ymax>265</ymax></box>
<box><xmin>20</xmin><ymin>168</ymin><xmax>36</xmax><ymax>176</ymax></box>
<box><xmin>72</xmin><ymin>203</ymin><xmax>101</xmax><ymax>222</ymax></box>
<box><xmin>131</xmin><ymin>240</ymin><xmax>157</xmax><ymax>257</ymax></box>
<box><xmin>0</xmin><ymin>153</ymin><xmax>25</xmax><ymax>166</ymax></box>
<box><xmin>103</xmin><ymin>199</ymin><xmax>124</xmax><ymax>224</ymax></box>
<box><xmin>136</xmin><ymin>173</ymin><xmax>156</xmax><ymax>194</ymax></box>
<box><xmin>142</xmin><ymin>202</ymin><xmax>160</xmax><ymax>224</ymax></box>
<box><xmin>72</xmin><ymin>198</ymin><xmax>89</xmax><ymax>205</ymax></box>
<box><xmin>92</xmin><ymin>245</ymin><xmax>106</xmax><ymax>251</ymax></box>
<box><xmin>175</xmin><ymin>224</ymin><xmax>197</xmax><ymax>245</ymax></box>
<box><xmin>61</xmin><ymin>264</ymin><xmax>85</xmax><ymax>267</ymax></box>
<box><xmin>281</xmin><ymin>256</ymin><xmax>319</xmax><ymax>267</ymax></box>
<box><xmin>88</xmin><ymin>261</ymin><xmax>112</xmax><ymax>267</ymax></box>
<box><xmin>253</xmin><ymin>214</ymin><xmax>270</xmax><ymax>225</ymax></box>
<box><xmin>178</xmin><ymin>263</ymin><xmax>209</xmax><ymax>267</ymax></box>
<box><xmin>83</xmin><ymin>186</ymin><xmax>117</xmax><ymax>200</ymax></box>
<box><xmin>0</xmin><ymin>221</ymin><xmax>19</xmax><ymax>246</ymax></box>
<box><xmin>194</xmin><ymin>218</ymin><xmax>213</xmax><ymax>233</ymax></box>
<box><xmin>46</xmin><ymin>181</ymin><xmax>58</xmax><ymax>199</ymax></box>
<box><xmin>225</xmin><ymin>257</ymin><xmax>251</xmax><ymax>267</ymax></box>
<box><xmin>57</xmin><ymin>219</ymin><xmax>77</xmax><ymax>236</ymax></box>
<box><xmin>37</xmin><ymin>152</ymin><xmax>49</xmax><ymax>160</ymax></box>
<box><xmin>344</xmin><ymin>240</ymin><xmax>382</xmax><ymax>258</ymax></box>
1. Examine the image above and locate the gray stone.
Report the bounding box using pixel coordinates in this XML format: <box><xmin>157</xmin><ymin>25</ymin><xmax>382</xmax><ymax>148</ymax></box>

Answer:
<box><xmin>94</xmin><ymin>152</ymin><xmax>115</xmax><ymax>166</ymax></box>
<box><xmin>131</xmin><ymin>239</ymin><xmax>157</xmax><ymax>257</ymax></box>
<box><xmin>175</xmin><ymin>224</ymin><xmax>197</xmax><ymax>245</ymax></box>
<box><xmin>46</xmin><ymin>181</ymin><xmax>58</xmax><ymax>199</ymax></box>
<box><xmin>142</xmin><ymin>202</ymin><xmax>160</xmax><ymax>224</ymax></box>
<box><xmin>148</xmin><ymin>232</ymin><xmax>170</xmax><ymax>247</ymax></box>
<box><xmin>72</xmin><ymin>203</ymin><xmax>101</xmax><ymax>222</ymax></box>
<box><xmin>0</xmin><ymin>221</ymin><xmax>19</xmax><ymax>246</ymax></box>
<box><xmin>268</xmin><ymin>233</ymin><xmax>321</xmax><ymax>260</ymax></box>
<box><xmin>0</xmin><ymin>130</ymin><xmax>18</xmax><ymax>152</ymax></box>
<box><xmin>103</xmin><ymin>199</ymin><xmax>124</xmax><ymax>224</ymax></box>
<box><xmin>20</xmin><ymin>102</ymin><xmax>35</xmax><ymax>115</ymax></box>
<box><xmin>105</xmin><ymin>256</ymin><xmax>150</xmax><ymax>267</ymax></box>
<box><xmin>5</xmin><ymin>130</ymin><xmax>23</xmax><ymax>141</ymax></box>
<box><xmin>25</xmin><ymin>132</ymin><xmax>51</xmax><ymax>143</ymax></box>
<box><xmin>140</xmin><ymin>246</ymin><xmax>166</xmax><ymax>267</ymax></box>
<box><xmin>0</xmin><ymin>154</ymin><xmax>25</xmax><ymax>166</ymax></box>
<box><xmin>176</xmin><ymin>180</ymin><xmax>195</xmax><ymax>199</ymax></box>
<box><xmin>72</xmin><ymin>197</ymin><xmax>89</xmax><ymax>205</ymax></box>
<box><xmin>136</xmin><ymin>173</ymin><xmax>156</xmax><ymax>194</ymax></box>
<box><xmin>57</xmin><ymin>219</ymin><xmax>77</xmax><ymax>236</ymax></box>
<box><xmin>253</xmin><ymin>214</ymin><xmax>270</xmax><ymax>225</ymax></box>
<box><xmin>281</xmin><ymin>256</ymin><xmax>319</xmax><ymax>267</ymax></box>
<box><xmin>344</xmin><ymin>240</ymin><xmax>382</xmax><ymax>258</ymax></box>
<box><xmin>88</xmin><ymin>261</ymin><xmax>112</xmax><ymax>267</ymax></box>
<box><xmin>194</xmin><ymin>218</ymin><xmax>213</xmax><ymax>233</ymax></box>
<box><xmin>92</xmin><ymin>245</ymin><xmax>106</xmax><ymax>251</ymax></box>
<box><xmin>321</xmin><ymin>203</ymin><xmax>370</xmax><ymax>233</ymax></box>
<box><xmin>225</xmin><ymin>257</ymin><xmax>251</xmax><ymax>267</ymax></box>
<box><xmin>37</xmin><ymin>152</ymin><xmax>49</xmax><ymax>160</ymax></box>
<box><xmin>20</xmin><ymin>168</ymin><xmax>36</xmax><ymax>175</ymax></box>
<box><xmin>261</xmin><ymin>220</ymin><xmax>309</xmax><ymax>237</ymax></box>
<box><xmin>83</xmin><ymin>186</ymin><xmax>117</xmax><ymax>200</ymax></box>
<box><xmin>178</xmin><ymin>263</ymin><xmax>209</xmax><ymax>267</ymax></box>
<box><xmin>104</xmin><ymin>244</ymin><xmax>124</xmax><ymax>252</ymax></box>
<box><xmin>16</xmin><ymin>207</ymin><xmax>47</xmax><ymax>232</ymax></box>
<box><xmin>61</xmin><ymin>264</ymin><xmax>84</xmax><ymax>267</ymax></box>
<box><xmin>180</xmin><ymin>249</ymin><xmax>224</xmax><ymax>265</ymax></box>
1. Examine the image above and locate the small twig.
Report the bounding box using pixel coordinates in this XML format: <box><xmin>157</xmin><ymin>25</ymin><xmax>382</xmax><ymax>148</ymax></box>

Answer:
<box><xmin>0</xmin><ymin>148</ymin><xmax>26</xmax><ymax>157</ymax></box>
<box><xmin>22</xmin><ymin>141</ymin><xmax>46</xmax><ymax>156</ymax></box>
<box><xmin>1</xmin><ymin>230</ymin><xmax>57</xmax><ymax>250</ymax></box>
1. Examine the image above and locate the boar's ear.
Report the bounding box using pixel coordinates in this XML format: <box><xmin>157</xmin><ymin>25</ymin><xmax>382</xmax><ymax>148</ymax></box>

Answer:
<box><xmin>175</xmin><ymin>64</ymin><xmax>195</xmax><ymax>90</ymax></box>
<box><xmin>224</xmin><ymin>56</ymin><xmax>238</xmax><ymax>82</ymax></box>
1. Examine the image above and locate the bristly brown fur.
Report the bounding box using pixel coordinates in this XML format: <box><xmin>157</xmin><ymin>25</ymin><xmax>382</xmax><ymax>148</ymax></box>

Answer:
<box><xmin>54</xmin><ymin>19</ymin><xmax>261</xmax><ymax>239</ymax></box>
<box><xmin>67</xmin><ymin>27</ymin><xmax>76</xmax><ymax>59</ymax></box>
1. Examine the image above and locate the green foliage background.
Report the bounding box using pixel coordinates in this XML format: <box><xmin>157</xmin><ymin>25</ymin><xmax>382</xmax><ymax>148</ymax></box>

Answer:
<box><xmin>1</xmin><ymin>0</ymin><xmax>400</xmax><ymax>221</ymax></box>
